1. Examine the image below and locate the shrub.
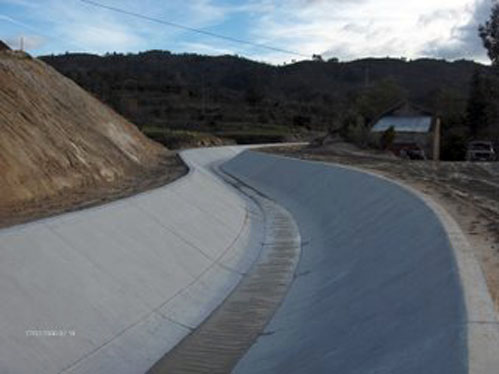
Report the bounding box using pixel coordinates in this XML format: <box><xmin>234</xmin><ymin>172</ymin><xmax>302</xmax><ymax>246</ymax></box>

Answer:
<box><xmin>380</xmin><ymin>126</ymin><xmax>396</xmax><ymax>150</ymax></box>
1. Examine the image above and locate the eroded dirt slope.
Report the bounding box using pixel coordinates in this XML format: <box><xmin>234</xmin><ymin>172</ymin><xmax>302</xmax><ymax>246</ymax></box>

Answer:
<box><xmin>0</xmin><ymin>49</ymin><xmax>183</xmax><ymax>227</ymax></box>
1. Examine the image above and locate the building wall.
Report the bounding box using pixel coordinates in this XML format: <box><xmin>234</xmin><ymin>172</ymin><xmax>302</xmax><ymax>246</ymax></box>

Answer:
<box><xmin>369</xmin><ymin>131</ymin><xmax>434</xmax><ymax>158</ymax></box>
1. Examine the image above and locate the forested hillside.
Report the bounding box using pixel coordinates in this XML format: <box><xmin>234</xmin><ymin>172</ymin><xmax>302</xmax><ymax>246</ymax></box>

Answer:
<box><xmin>41</xmin><ymin>51</ymin><xmax>495</xmax><ymax>151</ymax></box>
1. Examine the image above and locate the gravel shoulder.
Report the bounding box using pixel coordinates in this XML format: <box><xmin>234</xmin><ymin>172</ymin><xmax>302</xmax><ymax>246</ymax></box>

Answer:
<box><xmin>261</xmin><ymin>143</ymin><xmax>499</xmax><ymax>315</ymax></box>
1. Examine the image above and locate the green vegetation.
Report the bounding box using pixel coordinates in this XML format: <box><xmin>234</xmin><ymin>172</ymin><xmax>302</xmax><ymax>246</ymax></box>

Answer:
<box><xmin>213</xmin><ymin>123</ymin><xmax>304</xmax><ymax>144</ymax></box>
<box><xmin>466</xmin><ymin>70</ymin><xmax>490</xmax><ymax>137</ymax></box>
<box><xmin>464</xmin><ymin>3</ymin><xmax>499</xmax><ymax>143</ymax></box>
<box><xmin>380</xmin><ymin>126</ymin><xmax>396</xmax><ymax>150</ymax></box>
<box><xmin>39</xmin><ymin>7</ymin><xmax>499</xmax><ymax>157</ymax></box>
<box><xmin>340</xmin><ymin>111</ymin><xmax>370</xmax><ymax>147</ymax></box>
<box><xmin>142</xmin><ymin>127</ymin><xmax>230</xmax><ymax>149</ymax></box>
<box><xmin>41</xmin><ymin>52</ymin><xmax>481</xmax><ymax>150</ymax></box>
<box><xmin>338</xmin><ymin>78</ymin><xmax>407</xmax><ymax>149</ymax></box>
<box><xmin>480</xmin><ymin>2</ymin><xmax>499</xmax><ymax>66</ymax></box>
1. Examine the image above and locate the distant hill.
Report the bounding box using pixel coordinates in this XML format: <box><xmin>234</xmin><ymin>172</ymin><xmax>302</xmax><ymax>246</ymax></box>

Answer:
<box><xmin>40</xmin><ymin>51</ymin><xmax>490</xmax><ymax>143</ymax></box>
<box><xmin>0</xmin><ymin>48</ymin><xmax>168</xmax><ymax>221</ymax></box>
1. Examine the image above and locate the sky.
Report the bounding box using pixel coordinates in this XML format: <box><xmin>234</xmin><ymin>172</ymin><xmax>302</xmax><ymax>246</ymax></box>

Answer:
<box><xmin>0</xmin><ymin>0</ymin><xmax>496</xmax><ymax>64</ymax></box>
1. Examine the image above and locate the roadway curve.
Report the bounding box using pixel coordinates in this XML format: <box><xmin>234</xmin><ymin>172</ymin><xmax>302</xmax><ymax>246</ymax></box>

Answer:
<box><xmin>222</xmin><ymin>150</ymin><xmax>499</xmax><ymax>374</ymax></box>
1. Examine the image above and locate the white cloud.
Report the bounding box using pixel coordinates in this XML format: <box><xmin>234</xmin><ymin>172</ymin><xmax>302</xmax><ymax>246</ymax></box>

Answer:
<box><xmin>0</xmin><ymin>13</ymin><xmax>33</xmax><ymax>28</ymax></box>
<box><xmin>5</xmin><ymin>34</ymin><xmax>45</xmax><ymax>49</ymax></box>
<box><xmin>1</xmin><ymin>0</ymin><xmax>232</xmax><ymax>54</ymax></box>
<box><xmin>243</xmin><ymin>0</ymin><xmax>489</xmax><ymax>63</ymax></box>
<box><xmin>181</xmin><ymin>41</ymin><xmax>233</xmax><ymax>55</ymax></box>
<box><xmin>0</xmin><ymin>0</ymin><xmax>494</xmax><ymax>62</ymax></box>
<box><xmin>69</xmin><ymin>25</ymin><xmax>143</xmax><ymax>51</ymax></box>
<box><xmin>420</xmin><ymin>0</ymin><xmax>493</xmax><ymax>62</ymax></box>
<box><xmin>0</xmin><ymin>0</ymin><xmax>39</xmax><ymax>7</ymax></box>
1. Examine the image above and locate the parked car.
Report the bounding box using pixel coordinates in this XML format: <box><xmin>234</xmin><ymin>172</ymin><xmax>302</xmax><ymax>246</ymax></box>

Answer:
<box><xmin>466</xmin><ymin>141</ymin><xmax>496</xmax><ymax>161</ymax></box>
<box><xmin>400</xmin><ymin>146</ymin><xmax>426</xmax><ymax>160</ymax></box>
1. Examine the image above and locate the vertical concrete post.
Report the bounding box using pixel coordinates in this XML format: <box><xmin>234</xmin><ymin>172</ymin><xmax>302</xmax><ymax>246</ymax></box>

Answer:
<box><xmin>433</xmin><ymin>117</ymin><xmax>441</xmax><ymax>161</ymax></box>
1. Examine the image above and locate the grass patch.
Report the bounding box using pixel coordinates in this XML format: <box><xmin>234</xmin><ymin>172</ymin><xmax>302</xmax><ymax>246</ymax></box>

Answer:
<box><xmin>142</xmin><ymin>127</ymin><xmax>228</xmax><ymax>149</ymax></box>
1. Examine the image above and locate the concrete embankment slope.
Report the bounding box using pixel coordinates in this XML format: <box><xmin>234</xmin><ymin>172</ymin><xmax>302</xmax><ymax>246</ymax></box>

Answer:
<box><xmin>0</xmin><ymin>146</ymin><xmax>262</xmax><ymax>374</ymax></box>
<box><xmin>223</xmin><ymin>150</ymin><xmax>470</xmax><ymax>374</ymax></box>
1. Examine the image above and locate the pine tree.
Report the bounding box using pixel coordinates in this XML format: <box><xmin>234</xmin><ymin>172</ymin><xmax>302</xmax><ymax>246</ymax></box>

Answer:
<box><xmin>479</xmin><ymin>3</ymin><xmax>499</xmax><ymax>66</ymax></box>
<box><xmin>466</xmin><ymin>70</ymin><xmax>489</xmax><ymax>137</ymax></box>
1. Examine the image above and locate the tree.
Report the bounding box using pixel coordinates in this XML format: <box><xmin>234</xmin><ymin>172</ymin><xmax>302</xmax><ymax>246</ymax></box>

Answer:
<box><xmin>431</xmin><ymin>88</ymin><xmax>468</xmax><ymax>160</ymax></box>
<box><xmin>245</xmin><ymin>86</ymin><xmax>264</xmax><ymax>106</ymax></box>
<box><xmin>478</xmin><ymin>4</ymin><xmax>499</xmax><ymax>139</ymax></box>
<box><xmin>380</xmin><ymin>126</ymin><xmax>396</xmax><ymax>150</ymax></box>
<box><xmin>312</xmin><ymin>54</ymin><xmax>324</xmax><ymax>62</ymax></box>
<box><xmin>356</xmin><ymin>78</ymin><xmax>407</xmax><ymax>124</ymax></box>
<box><xmin>466</xmin><ymin>70</ymin><xmax>489</xmax><ymax>136</ymax></box>
<box><xmin>479</xmin><ymin>3</ymin><xmax>499</xmax><ymax>66</ymax></box>
<box><xmin>340</xmin><ymin>110</ymin><xmax>369</xmax><ymax>146</ymax></box>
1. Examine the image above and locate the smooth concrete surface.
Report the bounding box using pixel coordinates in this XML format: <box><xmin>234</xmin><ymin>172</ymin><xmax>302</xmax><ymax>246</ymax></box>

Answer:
<box><xmin>223</xmin><ymin>150</ymin><xmax>469</xmax><ymax>374</ymax></box>
<box><xmin>328</xmin><ymin>160</ymin><xmax>499</xmax><ymax>374</ymax></box>
<box><xmin>148</xmin><ymin>173</ymin><xmax>301</xmax><ymax>373</ymax></box>
<box><xmin>0</xmin><ymin>146</ymin><xmax>262</xmax><ymax>374</ymax></box>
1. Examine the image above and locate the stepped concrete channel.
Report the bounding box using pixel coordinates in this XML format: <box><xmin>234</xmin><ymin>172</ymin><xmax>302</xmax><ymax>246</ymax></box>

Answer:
<box><xmin>1</xmin><ymin>145</ymin><xmax>498</xmax><ymax>373</ymax></box>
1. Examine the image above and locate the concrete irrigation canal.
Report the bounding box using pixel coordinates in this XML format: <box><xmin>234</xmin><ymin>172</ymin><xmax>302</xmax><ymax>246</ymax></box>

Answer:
<box><xmin>0</xmin><ymin>146</ymin><xmax>498</xmax><ymax>373</ymax></box>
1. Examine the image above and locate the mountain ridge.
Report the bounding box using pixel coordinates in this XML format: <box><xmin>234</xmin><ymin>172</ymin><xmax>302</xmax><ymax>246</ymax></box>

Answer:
<box><xmin>40</xmin><ymin>51</ymin><xmax>489</xmax><ymax>144</ymax></box>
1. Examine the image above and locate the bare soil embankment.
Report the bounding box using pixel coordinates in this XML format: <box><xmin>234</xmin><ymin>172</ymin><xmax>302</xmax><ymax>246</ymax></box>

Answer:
<box><xmin>262</xmin><ymin>143</ymin><xmax>499</xmax><ymax>314</ymax></box>
<box><xmin>0</xmin><ymin>49</ymin><xmax>186</xmax><ymax>228</ymax></box>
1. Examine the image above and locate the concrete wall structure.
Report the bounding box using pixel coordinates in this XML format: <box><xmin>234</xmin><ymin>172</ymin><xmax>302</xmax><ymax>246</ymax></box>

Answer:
<box><xmin>0</xmin><ymin>146</ymin><xmax>262</xmax><ymax>374</ymax></box>
<box><xmin>2</xmin><ymin>145</ymin><xmax>497</xmax><ymax>374</ymax></box>
<box><xmin>222</xmin><ymin>150</ymin><xmax>496</xmax><ymax>374</ymax></box>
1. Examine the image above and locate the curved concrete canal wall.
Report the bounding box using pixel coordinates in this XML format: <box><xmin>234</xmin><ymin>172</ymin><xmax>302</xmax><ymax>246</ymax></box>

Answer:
<box><xmin>3</xmin><ymin>145</ymin><xmax>497</xmax><ymax>374</ymax></box>
<box><xmin>0</xmin><ymin>147</ymin><xmax>263</xmax><ymax>374</ymax></box>
<box><xmin>223</xmin><ymin>150</ymin><xmax>469</xmax><ymax>374</ymax></box>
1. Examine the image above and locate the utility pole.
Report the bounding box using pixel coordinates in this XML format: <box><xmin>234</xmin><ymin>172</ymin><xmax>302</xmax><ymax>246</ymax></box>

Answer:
<box><xmin>433</xmin><ymin>117</ymin><xmax>441</xmax><ymax>162</ymax></box>
<box><xmin>20</xmin><ymin>36</ymin><xmax>24</xmax><ymax>52</ymax></box>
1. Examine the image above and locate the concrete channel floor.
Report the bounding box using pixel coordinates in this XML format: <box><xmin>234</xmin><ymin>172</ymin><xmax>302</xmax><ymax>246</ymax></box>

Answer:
<box><xmin>148</xmin><ymin>174</ymin><xmax>301</xmax><ymax>374</ymax></box>
<box><xmin>0</xmin><ymin>146</ymin><xmax>264</xmax><ymax>374</ymax></box>
<box><xmin>223</xmin><ymin>150</ymin><xmax>469</xmax><ymax>374</ymax></box>
<box><xmin>2</xmin><ymin>145</ymin><xmax>498</xmax><ymax>373</ymax></box>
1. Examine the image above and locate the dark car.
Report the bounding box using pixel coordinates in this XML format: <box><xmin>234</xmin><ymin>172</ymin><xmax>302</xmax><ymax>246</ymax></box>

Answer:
<box><xmin>466</xmin><ymin>141</ymin><xmax>496</xmax><ymax>161</ymax></box>
<box><xmin>400</xmin><ymin>146</ymin><xmax>426</xmax><ymax>160</ymax></box>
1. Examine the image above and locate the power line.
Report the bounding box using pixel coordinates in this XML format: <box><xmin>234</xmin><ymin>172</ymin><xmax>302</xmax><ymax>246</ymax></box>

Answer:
<box><xmin>1</xmin><ymin>14</ymin><xmax>88</xmax><ymax>52</ymax></box>
<box><xmin>79</xmin><ymin>0</ymin><xmax>311</xmax><ymax>58</ymax></box>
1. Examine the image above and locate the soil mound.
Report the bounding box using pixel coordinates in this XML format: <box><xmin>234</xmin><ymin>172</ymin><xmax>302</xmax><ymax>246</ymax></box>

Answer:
<box><xmin>0</xmin><ymin>49</ymin><xmax>171</xmax><ymax>223</ymax></box>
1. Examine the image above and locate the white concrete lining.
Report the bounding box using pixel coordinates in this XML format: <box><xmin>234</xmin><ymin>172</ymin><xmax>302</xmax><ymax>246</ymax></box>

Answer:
<box><xmin>342</xmin><ymin>166</ymin><xmax>499</xmax><ymax>374</ymax></box>
<box><xmin>3</xmin><ymin>143</ymin><xmax>488</xmax><ymax>374</ymax></box>
<box><xmin>147</xmin><ymin>166</ymin><xmax>302</xmax><ymax>373</ymax></box>
<box><xmin>247</xmin><ymin>152</ymin><xmax>499</xmax><ymax>374</ymax></box>
<box><xmin>0</xmin><ymin>146</ymin><xmax>264</xmax><ymax>374</ymax></box>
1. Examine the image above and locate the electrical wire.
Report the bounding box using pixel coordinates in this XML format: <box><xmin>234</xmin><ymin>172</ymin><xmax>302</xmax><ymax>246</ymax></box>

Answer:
<box><xmin>79</xmin><ymin>0</ymin><xmax>311</xmax><ymax>58</ymax></box>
